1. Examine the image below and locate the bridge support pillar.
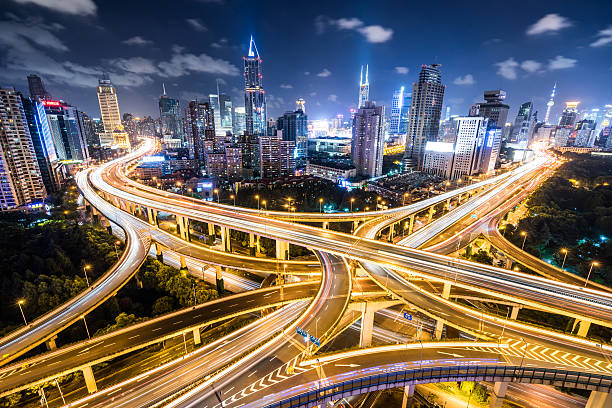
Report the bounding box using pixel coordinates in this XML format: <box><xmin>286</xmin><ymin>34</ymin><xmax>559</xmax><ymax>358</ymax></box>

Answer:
<box><xmin>586</xmin><ymin>391</ymin><xmax>612</xmax><ymax>408</ymax></box>
<box><xmin>276</xmin><ymin>240</ymin><xmax>289</xmax><ymax>260</ymax></box>
<box><xmin>322</xmin><ymin>222</ymin><xmax>329</xmax><ymax>230</ymax></box>
<box><xmin>353</xmin><ymin>220</ymin><xmax>359</xmax><ymax>232</ymax></box>
<box><xmin>221</xmin><ymin>227</ymin><xmax>231</xmax><ymax>252</ymax></box>
<box><xmin>574</xmin><ymin>319</ymin><xmax>592</xmax><ymax>337</ymax></box>
<box><xmin>176</xmin><ymin>215</ymin><xmax>190</xmax><ymax>241</ymax></box>
<box><xmin>179</xmin><ymin>255</ymin><xmax>188</xmax><ymax>273</ymax></box>
<box><xmin>427</xmin><ymin>206</ymin><xmax>435</xmax><ymax>223</ymax></box>
<box><xmin>401</xmin><ymin>384</ymin><xmax>415</xmax><ymax>408</ymax></box>
<box><xmin>82</xmin><ymin>365</ymin><xmax>97</xmax><ymax>394</ymax></box>
<box><xmin>359</xmin><ymin>303</ymin><xmax>376</xmax><ymax>347</ymax></box>
<box><xmin>155</xmin><ymin>243</ymin><xmax>163</xmax><ymax>262</ymax></box>
<box><xmin>193</xmin><ymin>328</ymin><xmax>201</xmax><ymax>346</ymax></box>
<box><xmin>407</xmin><ymin>214</ymin><xmax>415</xmax><ymax>235</ymax></box>
<box><xmin>446</xmin><ymin>198</ymin><xmax>451</xmax><ymax>211</ymax></box>
<box><xmin>207</xmin><ymin>223</ymin><xmax>215</xmax><ymax>236</ymax></box>
<box><xmin>388</xmin><ymin>224</ymin><xmax>395</xmax><ymax>242</ymax></box>
<box><xmin>45</xmin><ymin>336</ymin><xmax>57</xmax><ymax>351</ymax></box>
<box><xmin>510</xmin><ymin>305</ymin><xmax>520</xmax><ymax>320</ymax></box>
<box><xmin>441</xmin><ymin>282</ymin><xmax>451</xmax><ymax>300</ymax></box>
<box><xmin>147</xmin><ymin>208</ymin><xmax>158</xmax><ymax>226</ymax></box>
<box><xmin>215</xmin><ymin>265</ymin><xmax>224</xmax><ymax>295</ymax></box>
<box><xmin>489</xmin><ymin>382</ymin><xmax>508</xmax><ymax>408</ymax></box>
<box><xmin>434</xmin><ymin>318</ymin><xmax>444</xmax><ymax>340</ymax></box>
<box><xmin>249</xmin><ymin>233</ymin><xmax>257</xmax><ymax>256</ymax></box>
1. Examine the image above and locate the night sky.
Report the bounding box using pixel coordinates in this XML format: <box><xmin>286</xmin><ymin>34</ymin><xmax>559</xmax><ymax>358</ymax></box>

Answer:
<box><xmin>1</xmin><ymin>0</ymin><xmax>611</xmax><ymax>122</ymax></box>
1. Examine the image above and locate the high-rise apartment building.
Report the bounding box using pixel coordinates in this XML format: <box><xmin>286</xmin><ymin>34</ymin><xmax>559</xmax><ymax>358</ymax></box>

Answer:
<box><xmin>97</xmin><ymin>75</ymin><xmax>129</xmax><ymax>148</ymax></box>
<box><xmin>358</xmin><ymin>65</ymin><xmax>370</xmax><ymax>109</ymax></box>
<box><xmin>351</xmin><ymin>101</ymin><xmax>385</xmax><ymax>178</ymax></box>
<box><xmin>186</xmin><ymin>101</ymin><xmax>215</xmax><ymax>165</ymax></box>
<box><xmin>233</xmin><ymin>106</ymin><xmax>246</xmax><ymax>136</ymax></box>
<box><xmin>451</xmin><ymin>117</ymin><xmax>488</xmax><ymax>179</ymax></box>
<box><xmin>574</xmin><ymin>120</ymin><xmax>597</xmax><ymax>147</ymax></box>
<box><xmin>276</xmin><ymin>108</ymin><xmax>308</xmax><ymax>167</ymax></box>
<box><xmin>471</xmin><ymin>90</ymin><xmax>510</xmax><ymax>127</ymax></box>
<box><xmin>259</xmin><ymin>131</ymin><xmax>295</xmax><ymax>178</ymax></box>
<box><xmin>0</xmin><ymin>88</ymin><xmax>47</xmax><ymax>210</ymax></box>
<box><xmin>27</xmin><ymin>74</ymin><xmax>51</xmax><ymax>100</ymax></box>
<box><xmin>244</xmin><ymin>36</ymin><xmax>266</xmax><ymax>135</ymax></box>
<box><xmin>403</xmin><ymin>64</ymin><xmax>445</xmax><ymax>171</ymax></box>
<box><xmin>80</xmin><ymin>111</ymin><xmax>101</xmax><ymax>149</ymax></box>
<box><xmin>559</xmin><ymin>102</ymin><xmax>580</xmax><ymax>127</ymax></box>
<box><xmin>159</xmin><ymin>85</ymin><xmax>182</xmax><ymax>140</ymax></box>
<box><xmin>21</xmin><ymin>96</ymin><xmax>59</xmax><ymax>193</ymax></box>
<box><xmin>390</xmin><ymin>86</ymin><xmax>411</xmax><ymax>137</ymax></box>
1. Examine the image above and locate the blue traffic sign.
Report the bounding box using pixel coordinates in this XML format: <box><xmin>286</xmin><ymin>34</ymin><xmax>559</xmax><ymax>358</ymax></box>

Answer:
<box><xmin>403</xmin><ymin>312</ymin><xmax>413</xmax><ymax>321</ymax></box>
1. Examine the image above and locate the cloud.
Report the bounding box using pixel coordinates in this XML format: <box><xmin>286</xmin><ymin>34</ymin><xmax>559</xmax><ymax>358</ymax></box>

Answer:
<box><xmin>157</xmin><ymin>49</ymin><xmax>240</xmax><ymax>77</ymax></box>
<box><xmin>317</xmin><ymin>16</ymin><xmax>393</xmax><ymax>43</ymax></box>
<box><xmin>304</xmin><ymin>71</ymin><xmax>310</xmax><ymax>76</ymax></box>
<box><xmin>309</xmin><ymin>92</ymin><xmax>317</xmax><ymax>97</ymax></box>
<box><xmin>394</xmin><ymin>66</ymin><xmax>409</xmax><ymax>74</ymax></box>
<box><xmin>453</xmin><ymin>74</ymin><xmax>475</xmax><ymax>85</ymax></box>
<box><xmin>591</xmin><ymin>26</ymin><xmax>612</xmax><ymax>47</ymax></box>
<box><xmin>280</xmin><ymin>84</ymin><xmax>293</xmax><ymax>89</ymax></box>
<box><xmin>526</xmin><ymin>13</ymin><xmax>571</xmax><ymax>35</ymax></box>
<box><xmin>122</xmin><ymin>36</ymin><xmax>152</xmax><ymax>46</ymax></box>
<box><xmin>109</xmin><ymin>57</ymin><xmax>160</xmax><ymax>74</ymax></box>
<box><xmin>328</xmin><ymin>94</ymin><xmax>338</xmax><ymax>102</ymax></box>
<box><xmin>211</xmin><ymin>38</ymin><xmax>229</xmax><ymax>48</ymax></box>
<box><xmin>186</xmin><ymin>18</ymin><xmax>207</xmax><ymax>32</ymax></box>
<box><xmin>483</xmin><ymin>38</ymin><xmax>502</xmax><ymax>46</ymax></box>
<box><xmin>266</xmin><ymin>94</ymin><xmax>285</xmax><ymax>110</ymax></box>
<box><xmin>520</xmin><ymin>60</ymin><xmax>542</xmax><ymax>72</ymax></box>
<box><xmin>495</xmin><ymin>58</ymin><xmax>519</xmax><ymax>79</ymax></box>
<box><xmin>316</xmin><ymin>68</ymin><xmax>332</xmax><ymax>77</ymax></box>
<box><xmin>10</xmin><ymin>0</ymin><xmax>97</xmax><ymax>16</ymax></box>
<box><xmin>548</xmin><ymin>55</ymin><xmax>577</xmax><ymax>70</ymax></box>
<box><xmin>448</xmin><ymin>97</ymin><xmax>464</xmax><ymax>105</ymax></box>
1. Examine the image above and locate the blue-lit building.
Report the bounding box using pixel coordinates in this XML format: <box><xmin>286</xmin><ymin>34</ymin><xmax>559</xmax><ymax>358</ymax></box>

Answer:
<box><xmin>43</xmin><ymin>100</ymin><xmax>89</xmax><ymax>162</ymax></box>
<box><xmin>159</xmin><ymin>85</ymin><xmax>183</xmax><ymax>141</ymax></box>
<box><xmin>243</xmin><ymin>36</ymin><xmax>266</xmax><ymax>136</ymax></box>
<box><xmin>276</xmin><ymin>108</ymin><xmax>308</xmax><ymax>167</ymax></box>
<box><xmin>390</xmin><ymin>86</ymin><xmax>411</xmax><ymax>136</ymax></box>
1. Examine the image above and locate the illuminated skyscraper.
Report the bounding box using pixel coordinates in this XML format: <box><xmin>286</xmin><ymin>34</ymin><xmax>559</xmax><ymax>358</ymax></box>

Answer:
<box><xmin>390</xmin><ymin>86</ymin><xmax>411</xmax><ymax>136</ymax></box>
<box><xmin>233</xmin><ymin>106</ymin><xmax>246</xmax><ymax>136</ymax></box>
<box><xmin>544</xmin><ymin>83</ymin><xmax>556</xmax><ymax>124</ymax></box>
<box><xmin>559</xmin><ymin>101</ymin><xmax>580</xmax><ymax>127</ymax></box>
<box><xmin>277</xmin><ymin>108</ymin><xmax>308</xmax><ymax>167</ymax></box>
<box><xmin>0</xmin><ymin>88</ymin><xmax>46</xmax><ymax>210</ymax></box>
<box><xmin>27</xmin><ymin>74</ymin><xmax>51</xmax><ymax>100</ymax></box>
<box><xmin>352</xmin><ymin>101</ymin><xmax>385</xmax><ymax>178</ymax></box>
<box><xmin>96</xmin><ymin>75</ymin><xmax>129</xmax><ymax>148</ymax></box>
<box><xmin>244</xmin><ymin>36</ymin><xmax>266</xmax><ymax>135</ymax></box>
<box><xmin>159</xmin><ymin>84</ymin><xmax>182</xmax><ymax>140</ymax></box>
<box><xmin>403</xmin><ymin>64</ymin><xmax>445</xmax><ymax>171</ymax></box>
<box><xmin>471</xmin><ymin>90</ymin><xmax>509</xmax><ymax>128</ymax></box>
<box><xmin>296</xmin><ymin>98</ymin><xmax>306</xmax><ymax>113</ymax></box>
<box><xmin>510</xmin><ymin>102</ymin><xmax>536</xmax><ymax>146</ymax></box>
<box><xmin>358</xmin><ymin>65</ymin><xmax>369</xmax><ymax>109</ymax></box>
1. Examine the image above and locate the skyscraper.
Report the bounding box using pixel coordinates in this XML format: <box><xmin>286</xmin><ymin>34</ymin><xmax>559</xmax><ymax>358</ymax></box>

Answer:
<box><xmin>43</xmin><ymin>101</ymin><xmax>89</xmax><ymax>162</ymax></box>
<box><xmin>0</xmin><ymin>88</ymin><xmax>46</xmax><ymax>210</ymax></box>
<box><xmin>390</xmin><ymin>86</ymin><xmax>411</xmax><ymax>136</ymax></box>
<box><xmin>559</xmin><ymin>101</ymin><xmax>580</xmax><ymax>127</ymax></box>
<box><xmin>209</xmin><ymin>91</ymin><xmax>233</xmax><ymax>142</ymax></box>
<box><xmin>21</xmin><ymin>96</ymin><xmax>59</xmax><ymax>193</ymax></box>
<box><xmin>358</xmin><ymin>65</ymin><xmax>369</xmax><ymax>109</ymax></box>
<box><xmin>276</xmin><ymin>108</ymin><xmax>308</xmax><ymax>167</ymax></box>
<box><xmin>402</xmin><ymin>64</ymin><xmax>445</xmax><ymax>171</ymax></box>
<box><xmin>544</xmin><ymin>83</ymin><xmax>556</xmax><ymax>124</ymax></box>
<box><xmin>233</xmin><ymin>106</ymin><xmax>246</xmax><ymax>136</ymax></box>
<box><xmin>259</xmin><ymin>131</ymin><xmax>295</xmax><ymax>178</ymax></box>
<box><xmin>471</xmin><ymin>90</ymin><xmax>510</xmax><ymax>127</ymax></box>
<box><xmin>244</xmin><ymin>36</ymin><xmax>266</xmax><ymax>136</ymax></box>
<box><xmin>296</xmin><ymin>98</ymin><xmax>306</xmax><ymax>113</ymax></box>
<box><xmin>510</xmin><ymin>102</ymin><xmax>536</xmax><ymax>146</ymax></box>
<box><xmin>159</xmin><ymin>85</ymin><xmax>182</xmax><ymax>140</ymax></box>
<box><xmin>96</xmin><ymin>74</ymin><xmax>129</xmax><ymax>149</ymax></box>
<box><xmin>351</xmin><ymin>101</ymin><xmax>385</xmax><ymax>178</ymax></box>
<box><xmin>186</xmin><ymin>100</ymin><xmax>215</xmax><ymax>165</ymax></box>
<box><xmin>27</xmin><ymin>74</ymin><xmax>51</xmax><ymax>100</ymax></box>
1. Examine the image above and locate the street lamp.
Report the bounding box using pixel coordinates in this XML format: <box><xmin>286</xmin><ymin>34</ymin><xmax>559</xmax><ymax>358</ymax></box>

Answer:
<box><xmin>560</xmin><ymin>248</ymin><xmax>568</xmax><ymax>270</ymax></box>
<box><xmin>365</xmin><ymin>206</ymin><xmax>370</xmax><ymax>212</ymax></box>
<box><xmin>17</xmin><ymin>299</ymin><xmax>27</xmax><ymax>325</ymax></box>
<box><xmin>350</xmin><ymin>197</ymin><xmax>355</xmax><ymax>212</ymax></box>
<box><xmin>254</xmin><ymin>194</ymin><xmax>260</xmax><ymax>211</ymax></box>
<box><xmin>402</xmin><ymin>193</ymin><xmax>409</xmax><ymax>206</ymax></box>
<box><xmin>213</xmin><ymin>188</ymin><xmax>219</xmax><ymax>203</ymax></box>
<box><xmin>114</xmin><ymin>240</ymin><xmax>121</xmax><ymax>259</ymax></box>
<box><xmin>83</xmin><ymin>265</ymin><xmax>91</xmax><ymax>287</ymax></box>
<box><xmin>82</xmin><ymin>315</ymin><xmax>91</xmax><ymax>339</ymax></box>
<box><xmin>262</xmin><ymin>200</ymin><xmax>267</xmax><ymax>211</ymax></box>
<box><xmin>319</xmin><ymin>198</ymin><xmax>323</xmax><ymax>213</ymax></box>
<box><xmin>520</xmin><ymin>231</ymin><xmax>527</xmax><ymax>250</ymax></box>
<box><xmin>585</xmin><ymin>261</ymin><xmax>600</xmax><ymax>287</ymax></box>
<box><xmin>230</xmin><ymin>194</ymin><xmax>236</xmax><ymax>206</ymax></box>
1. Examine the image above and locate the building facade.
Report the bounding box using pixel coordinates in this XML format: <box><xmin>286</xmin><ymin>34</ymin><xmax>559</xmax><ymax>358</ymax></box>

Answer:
<box><xmin>390</xmin><ymin>86</ymin><xmax>411</xmax><ymax>138</ymax></box>
<box><xmin>276</xmin><ymin>108</ymin><xmax>308</xmax><ymax>167</ymax></box>
<box><xmin>27</xmin><ymin>74</ymin><xmax>51</xmax><ymax>100</ymax></box>
<box><xmin>471</xmin><ymin>90</ymin><xmax>510</xmax><ymax>127</ymax></box>
<box><xmin>351</xmin><ymin>101</ymin><xmax>385</xmax><ymax>178</ymax></box>
<box><xmin>97</xmin><ymin>75</ymin><xmax>129</xmax><ymax>148</ymax></box>
<box><xmin>358</xmin><ymin>65</ymin><xmax>369</xmax><ymax>109</ymax></box>
<box><xmin>244</xmin><ymin>36</ymin><xmax>266</xmax><ymax>136</ymax></box>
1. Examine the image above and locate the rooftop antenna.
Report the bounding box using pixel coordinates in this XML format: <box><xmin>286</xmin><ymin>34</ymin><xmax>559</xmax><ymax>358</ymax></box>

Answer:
<box><xmin>162</xmin><ymin>83</ymin><xmax>166</xmax><ymax>96</ymax></box>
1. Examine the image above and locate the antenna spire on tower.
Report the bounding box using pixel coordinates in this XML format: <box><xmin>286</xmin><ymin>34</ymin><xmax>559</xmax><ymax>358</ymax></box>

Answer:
<box><xmin>162</xmin><ymin>83</ymin><xmax>166</xmax><ymax>96</ymax></box>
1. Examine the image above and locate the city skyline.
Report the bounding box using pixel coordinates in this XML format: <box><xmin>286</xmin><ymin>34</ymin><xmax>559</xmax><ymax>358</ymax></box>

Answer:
<box><xmin>0</xmin><ymin>0</ymin><xmax>611</xmax><ymax>122</ymax></box>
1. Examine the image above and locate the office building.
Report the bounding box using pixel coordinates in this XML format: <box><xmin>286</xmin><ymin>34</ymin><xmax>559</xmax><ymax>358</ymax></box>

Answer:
<box><xmin>159</xmin><ymin>85</ymin><xmax>182</xmax><ymax>140</ymax></box>
<box><xmin>233</xmin><ymin>106</ymin><xmax>246</xmax><ymax>136</ymax></box>
<box><xmin>351</xmin><ymin>101</ymin><xmax>385</xmax><ymax>178</ymax></box>
<box><xmin>403</xmin><ymin>64</ymin><xmax>445</xmax><ymax>171</ymax></box>
<box><xmin>305</xmin><ymin>162</ymin><xmax>356</xmax><ymax>183</ymax></box>
<box><xmin>423</xmin><ymin>142</ymin><xmax>454</xmax><ymax>178</ymax></box>
<box><xmin>238</xmin><ymin>132</ymin><xmax>260</xmax><ymax>178</ymax></box>
<box><xmin>308</xmin><ymin>136</ymin><xmax>352</xmax><ymax>156</ymax></box>
<box><xmin>79</xmin><ymin>111</ymin><xmax>101</xmax><ymax>149</ymax></box>
<box><xmin>21</xmin><ymin>96</ymin><xmax>59</xmax><ymax>193</ymax></box>
<box><xmin>559</xmin><ymin>101</ymin><xmax>580</xmax><ymax>127</ymax></box>
<box><xmin>27</xmin><ymin>74</ymin><xmax>51</xmax><ymax>100</ymax></box>
<box><xmin>477</xmin><ymin>126</ymin><xmax>502</xmax><ymax>175</ymax></box>
<box><xmin>574</xmin><ymin>120</ymin><xmax>597</xmax><ymax>147</ymax></box>
<box><xmin>96</xmin><ymin>74</ymin><xmax>129</xmax><ymax>148</ymax></box>
<box><xmin>358</xmin><ymin>65</ymin><xmax>369</xmax><ymax>109</ymax></box>
<box><xmin>390</xmin><ymin>86</ymin><xmax>411</xmax><ymax>137</ymax></box>
<box><xmin>554</xmin><ymin>127</ymin><xmax>572</xmax><ymax>147</ymax></box>
<box><xmin>296</xmin><ymin>98</ymin><xmax>306</xmax><ymax>113</ymax></box>
<box><xmin>209</xmin><ymin>91</ymin><xmax>233</xmax><ymax>140</ymax></box>
<box><xmin>276</xmin><ymin>108</ymin><xmax>308</xmax><ymax>167</ymax></box>
<box><xmin>544</xmin><ymin>83</ymin><xmax>557</xmax><ymax>124</ymax></box>
<box><xmin>186</xmin><ymin>100</ymin><xmax>215</xmax><ymax>165</ymax></box>
<box><xmin>43</xmin><ymin>100</ymin><xmax>89</xmax><ymax>162</ymax></box>
<box><xmin>0</xmin><ymin>88</ymin><xmax>47</xmax><ymax>210</ymax></box>
<box><xmin>510</xmin><ymin>102</ymin><xmax>536</xmax><ymax>146</ymax></box>
<box><xmin>451</xmin><ymin>117</ymin><xmax>488</xmax><ymax>179</ymax></box>
<box><xmin>471</xmin><ymin>90</ymin><xmax>510</xmax><ymax>127</ymax></box>
<box><xmin>259</xmin><ymin>131</ymin><xmax>295</xmax><ymax>178</ymax></box>
<box><xmin>244</xmin><ymin>36</ymin><xmax>266</xmax><ymax>135</ymax></box>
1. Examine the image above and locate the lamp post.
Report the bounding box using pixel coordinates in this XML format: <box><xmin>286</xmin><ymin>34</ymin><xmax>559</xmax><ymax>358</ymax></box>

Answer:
<box><xmin>114</xmin><ymin>240</ymin><xmax>121</xmax><ymax>259</ymax></box>
<box><xmin>520</xmin><ymin>231</ymin><xmax>527</xmax><ymax>250</ymax></box>
<box><xmin>560</xmin><ymin>248</ymin><xmax>568</xmax><ymax>270</ymax></box>
<box><xmin>262</xmin><ymin>200</ymin><xmax>267</xmax><ymax>211</ymax></box>
<box><xmin>230</xmin><ymin>194</ymin><xmax>236</xmax><ymax>206</ymax></box>
<box><xmin>17</xmin><ymin>299</ymin><xmax>27</xmax><ymax>325</ymax></box>
<box><xmin>255</xmin><ymin>194</ymin><xmax>260</xmax><ymax>211</ymax></box>
<box><xmin>350</xmin><ymin>197</ymin><xmax>355</xmax><ymax>212</ymax></box>
<box><xmin>83</xmin><ymin>265</ymin><xmax>91</xmax><ymax>287</ymax></box>
<box><xmin>402</xmin><ymin>193</ymin><xmax>409</xmax><ymax>206</ymax></box>
<box><xmin>585</xmin><ymin>261</ymin><xmax>600</xmax><ymax>287</ymax></box>
<box><xmin>319</xmin><ymin>198</ymin><xmax>323</xmax><ymax>213</ymax></box>
<box><xmin>82</xmin><ymin>316</ymin><xmax>90</xmax><ymax>339</ymax></box>
<box><xmin>213</xmin><ymin>188</ymin><xmax>219</xmax><ymax>203</ymax></box>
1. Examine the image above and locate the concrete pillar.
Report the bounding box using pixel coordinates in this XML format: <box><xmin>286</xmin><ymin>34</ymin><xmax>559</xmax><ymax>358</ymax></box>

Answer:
<box><xmin>489</xmin><ymin>382</ymin><xmax>508</xmax><ymax>408</ymax></box>
<box><xmin>221</xmin><ymin>227</ymin><xmax>231</xmax><ymax>252</ymax></box>
<box><xmin>155</xmin><ymin>243</ymin><xmax>163</xmax><ymax>262</ymax></box>
<box><xmin>322</xmin><ymin>222</ymin><xmax>329</xmax><ymax>230</ymax></box>
<box><xmin>276</xmin><ymin>240</ymin><xmax>289</xmax><ymax>260</ymax></box>
<box><xmin>82</xmin><ymin>365</ymin><xmax>97</xmax><ymax>394</ymax></box>
<box><xmin>359</xmin><ymin>303</ymin><xmax>375</xmax><ymax>347</ymax></box>
<box><xmin>193</xmin><ymin>328</ymin><xmax>201</xmax><ymax>345</ymax></box>
<box><xmin>179</xmin><ymin>255</ymin><xmax>188</xmax><ymax>273</ymax></box>
<box><xmin>45</xmin><ymin>336</ymin><xmax>57</xmax><ymax>351</ymax></box>
<box><xmin>407</xmin><ymin>214</ymin><xmax>415</xmax><ymax>235</ymax></box>
<box><xmin>586</xmin><ymin>391</ymin><xmax>612</xmax><ymax>408</ymax></box>
<box><xmin>446</xmin><ymin>198</ymin><xmax>451</xmax><ymax>211</ymax></box>
<box><xmin>401</xmin><ymin>384</ymin><xmax>415</xmax><ymax>408</ymax></box>
<box><xmin>434</xmin><ymin>319</ymin><xmax>444</xmax><ymax>340</ymax></box>
<box><xmin>176</xmin><ymin>215</ymin><xmax>190</xmax><ymax>241</ymax></box>
<box><xmin>353</xmin><ymin>220</ymin><xmax>359</xmax><ymax>231</ymax></box>
<box><xmin>147</xmin><ymin>208</ymin><xmax>158</xmax><ymax>226</ymax></box>
<box><xmin>388</xmin><ymin>224</ymin><xmax>395</xmax><ymax>242</ymax></box>
<box><xmin>248</xmin><ymin>233</ymin><xmax>257</xmax><ymax>256</ymax></box>
<box><xmin>427</xmin><ymin>206</ymin><xmax>435</xmax><ymax>223</ymax></box>
<box><xmin>441</xmin><ymin>282</ymin><xmax>451</xmax><ymax>300</ymax></box>
<box><xmin>510</xmin><ymin>305</ymin><xmax>520</xmax><ymax>320</ymax></box>
<box><xmin>215</xmin><ymin>265</ymin><xmax>225</xmax><ymax>295</ymax></box>
<box><xmin>574</xmin><ymin>319</ymin><xmax>592</xmax><ymax>337</ymax></box>
<box><xmin>207</xmin><ymin>223</ymin><xmax>215</xmax><ymax>236</ymax></box>
<box><xmin>256</xmin><ymin>235</ymin><xmax>261</xmax><ymax>254</ymax></box>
